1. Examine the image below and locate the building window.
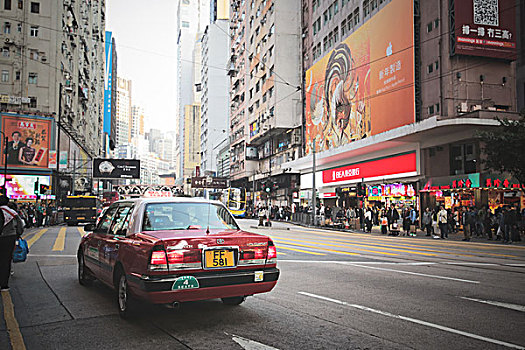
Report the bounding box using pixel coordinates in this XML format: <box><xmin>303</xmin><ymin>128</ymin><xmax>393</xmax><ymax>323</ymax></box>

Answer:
<box><xmin>334</xmin><ymin>0</ymin><xmax>339</xmax><ymax>15</ymax></box>
<box><xmin>427</xmin><ymin>22</ymin><xmax>433</xmax><ymax>33</ymax></box>
<box><xmin>333</xmin><ymin>27</ymin><xmax>339</xmax><ymax>43</ymax></box>
<box><xmin>427</xmin><ymin>105</ymin><xmax>434</xmax><ymax>115</ymax></box>
<box><xmin>2</xmin><ymin>47</ymin><xmax>9</xmax><ymax>57</ymax></box>
<box><xmin>434</xmin><ymin>60</ymin><xmax>439</xmax><ymax>70</ymax></box>
<box><xmin>3</xmin><ymin>22</ymin><xmax>10</xmax><ymax>34</ymax></box>
<box><xmin>30</xmin><ymin>2</ymin><xmax>39</xmax><ymax>13</ymax></box>
<box><xmin>354</xmin><ymin>8</ymin><xmax>360</xmax><ymax>25</ymax></box>
<box><xmin>4</xmin><ymin>0</ymin><xmax>11</xmax><ymax>10</ymax></box>
<box><xmin>1</xmin><ymin>70</ymin><xmax>9</xmax><ymax>82</ymax></box>
<box><xmin>450</xmin><ymin>143</ymin><xmax>477</xmax><ymax>175</ymax></box>
<box><xmin>181</xmin><ymin>21</ymin><xmax>189</xmax><ymax>28</ymax></box>
<box><xmin>427</xmin><ymin>63</ymin><xmax>433</xmax><ymax>74</ymax></box>
<box><xmin>29</xmin><ymin>96</ymin><xmax>37</xmax><ymax>108</ymax></box>
<box><xmin>435</xmin><ymin>103</ymin><xmax>440</xmax><ymax>113</ymax></box>
<box><xmin>363</xmin><ymin>0</ymin><xmax>370</xmax><ymax>17</ymax></box>
<box><xmin>28</xmin><ymin>72</ymin><xmax>37</xmax><ymax>84</ymax></box>
<box><xmin>15</xmin><ymin>71</ymin><xmax>19</xmax><ymax>80</ymax></box>
<box><xmin>323</xmin><ymin>10</ymin><xmax>328</xmax><ymax>24</ymax></box>
<box><xmin>434</xmin><ymin>18</ymin><xmax>439</xmax><ymax>28</ymax></box>
<box><xmin>17</xmin><ymin>0</ymin><xmax>22</xmax><ymax>9</ymax></box>
<box><xmin>30</xmin><ymin>26</ymin><xmax>38</xmax><ymax>37</ymax></box>
<box><xmin>341</xmin><ymin>19</ymin><xmax>347</xmax><ymax>37</ymax></box>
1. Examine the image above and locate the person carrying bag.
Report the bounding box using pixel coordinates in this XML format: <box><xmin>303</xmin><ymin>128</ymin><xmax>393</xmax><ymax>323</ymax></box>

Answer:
<box><xmin>0</xmin><ymin>195</ymin><xmax>25</xmax><ymax>291</ymax></box>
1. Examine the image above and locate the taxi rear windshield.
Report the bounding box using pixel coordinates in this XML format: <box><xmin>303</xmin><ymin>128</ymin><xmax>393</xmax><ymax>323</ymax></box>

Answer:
<box><xmin>142</xmin><ymin>202</ymin><xmax>239</xmax><ymax>231</ymax></box>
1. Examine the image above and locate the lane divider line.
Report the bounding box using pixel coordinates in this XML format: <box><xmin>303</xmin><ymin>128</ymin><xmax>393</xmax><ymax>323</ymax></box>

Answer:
<box><xmin>275</xmin><ymin>246</ymin><xmax>326</xmax><ymax>256</ymax></box>
<box><xmin>77</xmin><ymin>227</ymin><xmax>85</xmax><ymax>237</ymax></box>
<box><xmin>1</xmin><ymin>290</ymin><xmax>27</xmax><ymax>350</ymax></box>
<box><xmin>52</xmin><ymin>227</ymin><xmax>67</xmax><ymax>251</ymax></box>
<box><xmin>460</xmin><ymin>297</ymin><xmax>525</xmax><ymax>313</ymax></box>
<box><xmin>275</xmin><ymin>241</ymin><xmax>359</xmax><ymax>256</ymax></box>
<box><xmin>26</xmin><ymin>229</ymin><xmax>48</xmax><ymax>249</ymax></box>
<box><xmin>351</xmin><ymin>264</ymin><xmax>480</xmax><ymax>284</ymax></box>
<box><xmin>298</xmin><ymin>291</ymin><xmax>525</xmax><ymax>350</ymax></box>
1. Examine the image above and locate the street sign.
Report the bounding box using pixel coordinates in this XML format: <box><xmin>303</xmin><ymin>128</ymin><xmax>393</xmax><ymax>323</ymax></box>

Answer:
<box><xmin>191</xmin><ymin>177</ymin><xmax>228</xmax><ymax>189</ymax></box>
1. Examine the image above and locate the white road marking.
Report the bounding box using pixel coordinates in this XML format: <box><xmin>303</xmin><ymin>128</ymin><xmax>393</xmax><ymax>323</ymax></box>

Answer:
<box><xmin>230</xmin><ymin>334</ymin><xmax>280</xmax><ymax>350</ymax></box>
<box><xmin>299</xmin><ymin>292</ymin><xmax>525</xmax><ymax>350</ymax></box>
<box><xmin>505</xmin><ymin>264</ymin><xmax>525</xmax><ymax>267</ymax></box>
<box><xmin>352</xmin><ymin>264</ymin><xmax>480</xmax><ymax>284</ymax></box>
<box><xmin>443</xmin><ymin>262</ymin><xmax>497</xmax><ymax>266</ymax></box>
<box><xmin>461</xmin><ymin>297</ymin><xmax>525</xmax><ymax>313</ymax></box>
<box><xmin>279</xmin><ymin>260</ymin><xmax>437</xmax><ymax>266</ymax></box>
<box><xmin>29</xmin><ymin>254</ymin><xmax>77</xmax><ymax>258</ymax></box>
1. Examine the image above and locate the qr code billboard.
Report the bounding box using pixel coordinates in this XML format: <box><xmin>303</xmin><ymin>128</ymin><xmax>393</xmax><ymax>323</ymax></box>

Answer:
<box><xmin>473</xmin><ymin>0</ymin><xmax>499</xmax><ymax>26</ymax></box>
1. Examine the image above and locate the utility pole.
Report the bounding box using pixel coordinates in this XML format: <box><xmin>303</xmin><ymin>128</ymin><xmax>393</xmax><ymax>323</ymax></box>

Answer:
<box><xmin>71</xmin><ymin>151</ymin><xmax>76</xmax><ymax>195</ymax></box>
<box><xmin>56</xmin><ymin>83</ymin><xmax>62</xmax><ymax>202</ymax></box>
<box><xmin>312</xmin><ymin>142</ymin><xmax>316</xmax><ymax>226</ymax></box>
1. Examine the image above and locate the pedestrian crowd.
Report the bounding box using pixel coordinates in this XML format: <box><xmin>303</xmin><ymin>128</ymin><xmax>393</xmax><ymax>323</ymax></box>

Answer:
<box><xmin>253</xmin><ymin>202</ymin><xmax>525</xmax><ymax>244</ymax></box>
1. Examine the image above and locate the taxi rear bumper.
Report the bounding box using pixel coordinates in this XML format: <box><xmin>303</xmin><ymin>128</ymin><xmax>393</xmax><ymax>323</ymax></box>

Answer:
<box><xmin>129</xmin><ymin>267</ymin><xmax>279</xmax><ymax>304</ymax></box>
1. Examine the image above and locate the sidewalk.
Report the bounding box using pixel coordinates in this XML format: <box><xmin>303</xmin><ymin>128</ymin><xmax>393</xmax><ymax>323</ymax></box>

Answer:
<box><xmin>245</xmin><ymin>218</ymin><xmax>525</xmax><ymax>246</ymax></box>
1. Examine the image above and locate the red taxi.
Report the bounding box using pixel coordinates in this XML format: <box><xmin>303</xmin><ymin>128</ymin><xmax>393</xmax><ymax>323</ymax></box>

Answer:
<box><xmin>78</xmin><ymin>198</ymin><xmax>279</xmax><ymax>318</ymax></box>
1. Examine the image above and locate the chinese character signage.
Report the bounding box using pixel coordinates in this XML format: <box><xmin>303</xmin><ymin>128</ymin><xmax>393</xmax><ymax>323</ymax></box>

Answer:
<box><xmin>191</xmin><ymin>176</ymin><xmax>228</xmax><ymax>189</ymax></box>
<box><xmin>322</xmin><ymin>152</ymin><xmax>417</xmax><ymax>185</ymax></box>
<box><xmin>1</xmin><ymin>114</ymin><xmax>52</xmax><ymax>169</ymax></box>
<box><xmin>453</xmin><ymin>0</ymin><xmax>516</xmax><ymax>60</ymax></box>
<box><xmin>304</xmin><ymin>0</ymin><xmax>415</xmax><ymax>154</ymax></box>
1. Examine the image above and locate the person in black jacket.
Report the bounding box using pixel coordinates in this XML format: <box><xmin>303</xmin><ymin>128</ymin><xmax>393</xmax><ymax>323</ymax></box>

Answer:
<box><xmin>0</xmin><ymin>195</ymin><xmax>24</xmax><ymax>291</ymax></box>
<box><xmin>387</xmin><ymin>205</ymin><xmax>400</xmax><ymax>233</ymax></box>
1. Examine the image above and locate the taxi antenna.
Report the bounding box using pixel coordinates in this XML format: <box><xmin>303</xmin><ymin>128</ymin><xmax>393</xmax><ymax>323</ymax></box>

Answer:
<box><xmin>206</xmin><ymin>201</ymin><xmax>210</xmax><ymax>234</ymax></box>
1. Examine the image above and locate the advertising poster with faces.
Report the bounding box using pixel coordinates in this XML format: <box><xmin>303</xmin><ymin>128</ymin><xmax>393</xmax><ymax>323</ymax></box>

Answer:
<box><xmin>1</xmin><ymin>114</ymin><xmax>52</xmax><ymax>169</ymax></box>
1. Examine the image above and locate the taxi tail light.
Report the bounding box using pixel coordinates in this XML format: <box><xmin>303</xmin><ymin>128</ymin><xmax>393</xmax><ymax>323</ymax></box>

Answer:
<box><xmin>240</xmin><ymin>248</ymin><xmax>266</xmax><ymax>260</ymax></box>
<box><xmin>149</xmin><ymin>249</ymin><xmax>168</xmax><ymax>270</ymax></box>
<box><xmin>166</xmin><ymin>249</ymin><xmax>201</xmax><ymax>264</ymax></box>
<box><xmin>266</xmin><ymin>240</ymin><xmax>277</xmax><ymax>263</ymax></box>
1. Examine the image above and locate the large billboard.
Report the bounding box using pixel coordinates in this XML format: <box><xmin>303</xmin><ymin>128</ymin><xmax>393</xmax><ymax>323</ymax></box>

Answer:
<box><xmin>93</xmin><ymin>158</ymin><xmax>140</xmax><ymax>179</ymax></box>
<box><xmin>104</xmin><ymin>31</ymin><xmax>113</xmax><ymax>136</ymax></box>
<box><xmin>1</xmin><ymin>114</ymin><xmax>52</xmax><ymax>169</ymax></box>
<box><xmin>305</xmin><ymin>0</ymin><xmax>414</xmax><ymax>154</ymax></box>
<box><xmin>452</xmin><ymin>0</ymin><xmax>516</xmax><ymax>60</ymax></box>
<box><xmin>0</xmin><ymin>175</ymin><xmax>50</xmax><ymax>199</ymax></box>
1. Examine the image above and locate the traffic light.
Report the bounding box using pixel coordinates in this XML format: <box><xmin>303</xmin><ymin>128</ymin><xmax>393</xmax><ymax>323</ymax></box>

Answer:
<box><xmin>356</xmin><ymin>183</ymin><xmax>365</xmax><ymax>196</ymax></box>
<box><xmin>264</xmin><ymin>181</ymin><xmax>272</xmax><ymax>193</ymax></box>
<box><xmin>39</xmin><ymin>184</ymin><xmax>50</xmax><ymax>194</ymax></box>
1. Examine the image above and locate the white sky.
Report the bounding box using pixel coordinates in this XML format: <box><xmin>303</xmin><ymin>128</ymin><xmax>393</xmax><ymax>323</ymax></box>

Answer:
<box><xmin>106</xmin><ymin>0</ymin><xmax>178</xmax><ymax>131</ymax></box>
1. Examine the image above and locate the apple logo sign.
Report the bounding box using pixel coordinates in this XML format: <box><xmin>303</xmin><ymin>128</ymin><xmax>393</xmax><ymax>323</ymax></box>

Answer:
<box><xmin>386</xmin><ymin>42</ymin><xmax>393</xmax><ymax>56</ymax></box>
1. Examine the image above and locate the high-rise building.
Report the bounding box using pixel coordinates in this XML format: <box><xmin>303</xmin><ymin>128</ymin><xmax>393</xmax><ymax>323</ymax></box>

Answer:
<box><xmin>175</xmin><ymin>0</ymin><xmax>210</xmax><ymax>181</ymax></box>
<box><xmin>115</xmin><ymin>77</ymin><xmax>132</xmax><ymax>152</ymax></box>
<box><xmin>200</xmin><ymin>3</ymin><xmax>230</xmax><ymax>175</ymax></box>
<box><xmin>0</xmin><ymin>0</ymin><xmax>106</xmax><ymax>157</ymax></box>
<box><xmin>286</xmin><ymin>0</ymin><xmax>519</xmax><ymax>212</ymax></box>
<box><xmin>229</xmin><ymin>0</ymin><xmax>303</xmax><ymax>205</ymax></box>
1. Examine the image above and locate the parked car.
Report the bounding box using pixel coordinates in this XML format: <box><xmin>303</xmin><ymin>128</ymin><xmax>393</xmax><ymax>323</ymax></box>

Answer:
<box><xmin>78</xmin><ymin>197</ymin><xmax>279</xmax><ymax>318</ymax></box>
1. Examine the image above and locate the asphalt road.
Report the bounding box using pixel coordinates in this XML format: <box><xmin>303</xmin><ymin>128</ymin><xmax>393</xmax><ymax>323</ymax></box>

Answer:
<box><xmin>1</xmin><ymin>219</ymin><xmax>524</xmax><ymax>350</ymax></box>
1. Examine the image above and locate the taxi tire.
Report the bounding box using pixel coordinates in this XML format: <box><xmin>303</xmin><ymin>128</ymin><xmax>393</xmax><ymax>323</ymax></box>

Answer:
<box><xmin>221</xmin><ymin>296</ymin><xmax>246</xmax><ymax>306</ymax></box>
<box><xmin>78</xmin><ymin>253</ymin><xmax>94</xmax><ymax>286</ymax></box>
<box><xmin>116</xmin><ymin>271</ymin><xmax>135</xmax><ymax>319</ymax></box>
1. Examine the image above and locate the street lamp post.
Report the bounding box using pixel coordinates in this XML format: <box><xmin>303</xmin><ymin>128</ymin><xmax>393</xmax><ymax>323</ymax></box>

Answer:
<box><xmin>312</xmin><ymin>141</ymin><xmax>316</xmax><ymax>226</ymax></box>
<box><xmin>0</xmin><ymin>131</ymin><xmax>8</xmax><ymax>194</ymax></box>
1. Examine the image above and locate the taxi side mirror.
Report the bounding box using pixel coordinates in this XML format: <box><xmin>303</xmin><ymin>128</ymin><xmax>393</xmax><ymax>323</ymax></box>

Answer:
<box><xmin>116</xmin><ymin>229</ymin><xmax>127</xmax><ymax>236</ymax></box>
<box><xmin>84</xmin><ymin>224</ymin><xmax>95</xmax><ymax>232</ymax></box>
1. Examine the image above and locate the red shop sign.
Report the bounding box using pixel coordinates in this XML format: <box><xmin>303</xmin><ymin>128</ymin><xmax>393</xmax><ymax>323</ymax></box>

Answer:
<box><xmin>322</xmin><ymin>152</ymin><xmax>417</xmax><ymax>184</ymax></box>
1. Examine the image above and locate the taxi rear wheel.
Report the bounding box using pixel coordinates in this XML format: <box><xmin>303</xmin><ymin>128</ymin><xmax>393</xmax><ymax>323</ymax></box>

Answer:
<box><xmin>117</xmin><ymin>271</ymin><xmax>135</xmax><ymax>318</ymax></box>
<box><xmin>221</xmin><ymin>296</ymin><xmax>246</xmax><ymax>305</ymax></box>
<box><xmin>78</xmin><ymin>253</ymin><xmax>94</xmax><ymax>286</ymax></box>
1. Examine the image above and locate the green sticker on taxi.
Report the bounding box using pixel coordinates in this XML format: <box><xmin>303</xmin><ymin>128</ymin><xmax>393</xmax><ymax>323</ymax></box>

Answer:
<box><xmin>172</xmin><ymin>276</ymin><xmax>199</xmax><ymax>290</ymax></box>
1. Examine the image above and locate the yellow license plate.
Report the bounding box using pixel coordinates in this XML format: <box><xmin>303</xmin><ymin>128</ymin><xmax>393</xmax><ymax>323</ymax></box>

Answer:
<box><xmin>204</xmin><ymin>250</ymin><xmax>235</xmax><ymax>268</ymax></box>
<box><xmin>77</xmin><ymin>217</ymin><xmax>85</xmax><ymax>220</ymax></box>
